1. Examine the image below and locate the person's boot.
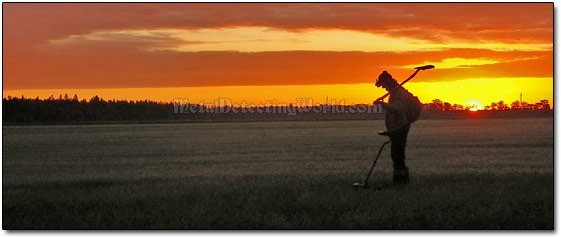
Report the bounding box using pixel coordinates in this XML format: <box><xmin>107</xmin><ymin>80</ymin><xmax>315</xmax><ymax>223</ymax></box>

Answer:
<box><xmin>393</xmin><ymin>167</ymin><xmax>409</xmax><ymax>185</ymax></box>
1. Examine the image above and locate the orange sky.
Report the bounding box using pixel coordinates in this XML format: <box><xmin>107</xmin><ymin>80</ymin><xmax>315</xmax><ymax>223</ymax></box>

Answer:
<box><xmin>2</xmin><ymin>3</ymin><xmax>553</xmax><ymax>109</ymax></box>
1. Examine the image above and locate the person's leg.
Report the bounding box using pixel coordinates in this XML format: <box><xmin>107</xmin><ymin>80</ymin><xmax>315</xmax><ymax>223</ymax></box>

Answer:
<box><xmin>391</xmin><ymin>124</ymin><xmax>410</xmax><ymax>185</ymax></box>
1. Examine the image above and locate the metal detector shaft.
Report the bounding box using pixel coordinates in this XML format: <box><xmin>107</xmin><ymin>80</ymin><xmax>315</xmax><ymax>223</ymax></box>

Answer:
<box><xmin>363</xmin><ymin>140</ymin><xmax>391</xmax><ymax>186</ymax></box>
<box><xmin>375</xmin><ymin>65</ymin><xmax>434</xmax><ymax>102</ymax></box>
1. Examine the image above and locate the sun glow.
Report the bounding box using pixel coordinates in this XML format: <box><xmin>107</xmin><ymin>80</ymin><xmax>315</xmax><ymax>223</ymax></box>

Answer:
<box><xmin>3</xmin><ymin>77</ymin><xmax>552</xmax><ymax>108</ymax></box>
<box><xmin>465</xmin><ymin>99</ymin><xmax>483</xmax><ymax>110</ymax></box>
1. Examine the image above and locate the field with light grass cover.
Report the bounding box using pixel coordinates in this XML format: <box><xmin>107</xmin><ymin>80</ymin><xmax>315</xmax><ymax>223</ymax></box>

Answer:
<box><xmin>2</xmin><ymin>118</ymin><xmax>553</xmax><ymax>229</ymax></box>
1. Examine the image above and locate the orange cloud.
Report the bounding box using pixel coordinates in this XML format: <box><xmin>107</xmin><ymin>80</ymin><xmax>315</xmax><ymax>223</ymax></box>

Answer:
<box><xmin>3</xmin><ymin>47</ymin><xmax>552</xmax><ymax>90</ymax></box>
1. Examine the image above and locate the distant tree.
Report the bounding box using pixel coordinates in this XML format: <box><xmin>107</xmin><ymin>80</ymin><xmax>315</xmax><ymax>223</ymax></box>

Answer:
<box><xmin>452</xmin><ymin>104</ymin><xmax>464</xmax><ymax>111</ymax></box>
<box><xmin>511</xmin><ymin>100</ymin><xmax>521</xmax><ymax>110</ymax></box>
<box><xmin>431</xmin><ymin>99</ymin><xmax>443</xmax><ymax>111</ymax></box>
<box><xmin>497</xmin><ymin>101</ymin><xmax>506</xmax><ymax>110</ymax></box>
<box><xmin>539</xmin><ymin>100</ymin><xmax>550</xmax><ymax>110</ymax></box>
<box><xmin>91</xmin><ymin>95</ymin><xmax>100</xmax><ymax>103</ymax></box>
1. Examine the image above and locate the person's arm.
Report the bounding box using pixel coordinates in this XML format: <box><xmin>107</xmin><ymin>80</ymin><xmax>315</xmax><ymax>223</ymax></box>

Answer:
<box><xmin>374</xmin><ymin>91</ymin><xmax>407</xmax><ymax>113</ymax></box>
<box><xmin>376</xmin><ymin>101</ymin><xmax>401</xmax><ymax>113</ymax></box>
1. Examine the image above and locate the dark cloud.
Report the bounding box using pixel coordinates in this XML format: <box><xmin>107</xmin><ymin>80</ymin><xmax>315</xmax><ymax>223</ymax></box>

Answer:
<box><xmin>3</xmin><ymin>3</ymin><xmax>552</xmax><ymax>45</ymax></box>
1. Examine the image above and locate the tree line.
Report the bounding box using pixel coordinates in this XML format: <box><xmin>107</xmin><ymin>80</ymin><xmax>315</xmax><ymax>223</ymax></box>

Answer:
<box><xmin>2</xmin><ymin>95</ymin><xmax>553</xmax><ymax>124</ymax></box>
<box><xmin>425</xmin><ymin>99</ymin><xmax>551</xmax><ymax>111</ymax></box>
<box><xmin>3</xmin><ymin>95</ymin><xmax>176</xmax><ymax>123</ymax></box>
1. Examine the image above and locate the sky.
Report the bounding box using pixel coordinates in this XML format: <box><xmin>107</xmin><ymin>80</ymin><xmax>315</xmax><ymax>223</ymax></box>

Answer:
<box><xmin>2</xmin><ymin>3</ymin><xmax>553</xmax><ymax>109</ymax></box>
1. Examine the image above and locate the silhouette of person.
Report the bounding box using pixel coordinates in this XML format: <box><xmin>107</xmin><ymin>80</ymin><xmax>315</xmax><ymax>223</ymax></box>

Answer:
<box><xmin>374</xmin><ymin>71</ymin><xmax>411</xmax><ymax>185</ymax></box>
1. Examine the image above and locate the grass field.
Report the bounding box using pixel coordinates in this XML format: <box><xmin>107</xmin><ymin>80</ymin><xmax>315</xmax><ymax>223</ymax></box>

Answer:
<box><xmin>2</xmin><ymin>118</ymin><xmax>553</xmax><ymax>229</ymax></box>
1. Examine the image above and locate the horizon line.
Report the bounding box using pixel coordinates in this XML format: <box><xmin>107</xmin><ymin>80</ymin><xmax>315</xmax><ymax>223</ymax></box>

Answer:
<box><xmin>2</xmin><ymin>94</ymin><xmax>551</xmax><ymax>110</ymax></box>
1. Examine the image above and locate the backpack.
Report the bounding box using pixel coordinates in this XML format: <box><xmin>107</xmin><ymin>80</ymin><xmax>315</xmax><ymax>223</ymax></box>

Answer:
<box><xmin>403</xmin><ymin>88</ymin><xmax>422</xmax><ymax>123</ymax></box>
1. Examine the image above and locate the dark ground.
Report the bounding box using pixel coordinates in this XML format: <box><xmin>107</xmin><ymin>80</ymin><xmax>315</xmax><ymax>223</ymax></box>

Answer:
<box><xmin>2</xmin><ymin>118</ymin><xmax>554</xmax><ymax>229</ymax></box>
